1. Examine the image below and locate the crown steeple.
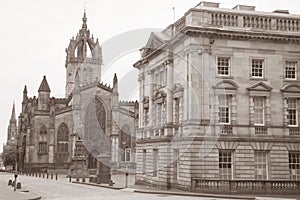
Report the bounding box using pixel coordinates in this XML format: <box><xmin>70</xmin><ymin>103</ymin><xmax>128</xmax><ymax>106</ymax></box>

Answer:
<box><xmin>82</xmin><ymin>9</ymin><xmax>87</xmax><ymax>29</ymax></box>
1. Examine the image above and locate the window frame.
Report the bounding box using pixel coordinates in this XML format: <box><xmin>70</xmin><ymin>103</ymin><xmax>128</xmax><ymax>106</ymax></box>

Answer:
<box><xmin>287</xmin><ymin>98</ymin><xmax>298</xmax><ymax>127</ymax></box>
<box><xmin>219</xmin><ymin>150</ymin><xmax>234</xmax><ymax>180</ymax></box>
<box><xmin>284</xmin><ymin>61</ymin><xmax>298</xmax><ymax>81</ymax></box>
<box><xmin>251</xmin><ymin>58</ymin><xmax>265</xmax><ymax>79</ymax></box>
<box><xmin>217</xmin><ymin>56</ymin><xmax>231</xmax><ymax>77</ymax></box>
<box><xmin>289</xmin><ymin>152</ymin><xmax>300</xmax><ymax>180</ymax></box>
<box><xmin>253</xmin><ymin>96</ymin><xmax>265</xmax><ymax>126</ymax></box>
<box><xmin>218</xmin><ymin>94</ymin><xmax>231</xmax><ymax>125</ymax></box>
<box><xmin>254</xmin><ymin>151</ymin><xmax>269</xmax><ymax>180</ymax></box>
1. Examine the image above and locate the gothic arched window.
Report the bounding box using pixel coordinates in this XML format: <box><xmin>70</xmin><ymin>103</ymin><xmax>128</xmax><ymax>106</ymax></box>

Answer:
<box><xmin>38</xmin><ymin>125</ymin><xmax>48</xmax><ymax>154</ymax></box>
<box><xmin>57</xmin><ymin>123</ymin><xmax>69</xmax><ymax>163</ymax></box>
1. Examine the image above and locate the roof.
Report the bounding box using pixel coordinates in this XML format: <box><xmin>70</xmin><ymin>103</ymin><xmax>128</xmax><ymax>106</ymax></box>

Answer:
<box><xmin>38</xmin><ymin>76</ymin><xmax>51</xmax><ymax>92</ymax></box>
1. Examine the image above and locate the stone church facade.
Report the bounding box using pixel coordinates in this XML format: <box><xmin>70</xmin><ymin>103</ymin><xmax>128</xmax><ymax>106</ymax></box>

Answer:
<box><xmin>17</xmin><ymin>11</ymin><xmax>138</xmax><ymax>174</ymax></box>
<box><xmin>134</xmin><ymin>1</ymin><xmax>300</xmax><ymax>194</ymax></box>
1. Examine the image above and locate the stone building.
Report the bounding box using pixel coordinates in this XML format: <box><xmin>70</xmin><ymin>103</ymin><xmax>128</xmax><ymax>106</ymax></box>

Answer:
<box><xmin>17</xmin><ymin>11</ymin><xmax>138</xmax><ymax>174</ymax></box>
<box><xmin>134</xmin><ymin>1</ymin><xmax>300</xmax><ymax>193</ymax></box>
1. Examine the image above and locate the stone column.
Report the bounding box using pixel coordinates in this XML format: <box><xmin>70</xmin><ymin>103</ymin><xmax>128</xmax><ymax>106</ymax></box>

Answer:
<box><xmin>266</xmin><ymin>97</ymin><xmax>271</xmax><ymax>126</ymax></box>
<box><xmin>138</xmin><ymin>74</ymin><xmax>144</xmax><ymax>128</ymax></box>
<box><xmin>48</xmin><ymin>128</ymin><xmax>55</xmax><ymax>163</ymax></box>
<box><xmin>165</xmin><ymin>59</ymin><xmax>173</xmax><ymax>126</ymax></box>
<box><xmin>231</xmin><ymin>95</ymin><xmax>237</xmax><ymax>125</ymax></box>
<box><xmin>249</xmin><ymin>96</ymin><xmax>254</xmax><ymax>125</ymax></box>
<box><xmin>148</xmin><ymin>71</ymin><xmax>154</xmax><ymax>127</ymax></box>
<box><xmin>214</xmin><ymin>95</ymin><xmax>219</xmax><ymax>123</ymax></box>
<box><xmin>283</xmin><ymin>98</ymin><xmax>288</xmax><ymax>126</ymax></box>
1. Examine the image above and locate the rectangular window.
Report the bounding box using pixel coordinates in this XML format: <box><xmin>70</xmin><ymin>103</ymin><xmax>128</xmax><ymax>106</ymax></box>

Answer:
<box><xmin>173</xmin><ymin>149</ymin><xmax>179</xmax><ymax>180</ymax></box>
<box><xmin>285</xmin><ymin>61</ymin><xmax>297</xmax><ymax>80</ymax></box>
<box><xmin>219</xmin><ymin>150</ymin><xmax>233</xmax><ymax>180</ymax></box>
<box><xmin>287</xmin><ymin>98</ymin><xmax>298</xmax><ymax>126</ymax></box>
<box><xmin>251</xmin><ymin>59</ymin><xmax>264</xmax><ymax>78</ymax></box>
<box><xmin>38</xmin><ymin>142</ymin><xmax>47</xmax><ymax>153</ymax></box>
<box><xmin>217</xmin><ymin>57</ymin><xmax>230</xmax><ymax>76</ymax></box>
<box><xmin>218</xmin><ymin>95</ymin><xmax>231</xmax><ymax>124</ymax></box>
<box><xmin>289</xmin><ymin>152</ymin><xmax>300</xmax><ymax>180</ymax></box>
<box><xmin>125</xmin><ymin>148</ymin><xmax>131</xmax><ymax>162</ymax></box>
<box><xmin>142</xmin><ymin>149</ymin><xmax>146</xmax><ymax>174</ymax></box>
<box><xmin>253</xmin><ymin>96</ymin><xmax>265</xmax><ymax>125</ymax></box>
<box><xmin>153</xmin><ymin>149</ymin><xmax>158</xmax><ymax>177</ymax></box>
<box><xmin>173</xmin><ymin>98</ymin><xmax>180</xmax><ymax>124</ymax></box>
<box><xmin>254</xmin><ymin>151</ymin><xmax>268</xmax><ymax>180</ymax></box>
<box><xmin>143</xmin><ymin>108</ymin><xmax>149</xmax><ymax>126</ymax></box>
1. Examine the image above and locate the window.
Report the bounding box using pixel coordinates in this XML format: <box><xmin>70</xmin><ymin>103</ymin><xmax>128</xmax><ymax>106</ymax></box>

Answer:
<box><xmin>143</xmin><ymin>150</ymin><xmax>146</xmax><ymax>174</ymax></box>
<box><xmin>153</xmin><ymin>149</ymin><xmax>159</xmax><ymax>177</ymax></box>
<box><xmin>38</xmin><ymin>142</ymin><xmax>47</xmax><ymax>154</ymax></box>
<box><xmin>253</xmin><ymin>96</ymin><xmax>265</xmax><ymax>125</ymax></box>
<box><xmin>285</xmin><ymin>61</ymin><xmax>297</xmax><ymax>80</ymax></box>
<box><xmin>287</xmin><ymin>98</ymin><xmax>298</xmax><ymax>126</ymax></box>
<box><xmin>289</xmin><ymin>152</ymin><xmax>300</xmax><ymax>180</ymax></box>
<box><xmin>143</xmin><ymin>108</ymin><xmax>149</xmax><ymax>126</ymax></box>
<box><xmin>251</xmin><ymin>59</ymin><xmax>264</xmax><ymax>78</ymax></box>
<box><xmin>153</xmin><ymin>68</ymin><xmax>167</xmax><ymax>90</ymax></box>
<box><xmin>254</xmin><ymin>151</ymin><xmax>268</xmax><ymax>180</ymax></box>
<box><xmin>125</xmin><ymin>148</ymin><xmax>131</xmax><ymax>162</ymax></box>
<box><xmin>173</xmin><ymin>98</ymin><xmax>180</xmax><ymax>124</ymax></box>
<box><xmin>219</xmin><ymin>150</ymin><xmax>233</xmax><ymax>180</ymax></box>
<box><xmin>217</xmin><ymin>57</ymin><xmax>230</xmax><ymax>76</ymax></box>
<box><xmin>218</xmin><ymin>95</ymin><xmax>231</xmax><ymax>124</ymax></box>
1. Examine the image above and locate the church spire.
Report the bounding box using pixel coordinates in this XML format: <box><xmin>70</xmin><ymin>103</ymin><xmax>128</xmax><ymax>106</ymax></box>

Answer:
<box><xmin>82</xmin><ymin>9</ymin><xmax>87</xmax><ymax>29</ymax></box>
<box><xmin>38</xmin><ymin>76</ymin><xmax>51</xmax><ymax>93</ymax></box>
<box><xmin>10</xmin><ymin>102</ymin><xmax>16</xmax><ymax>121</ymax></box>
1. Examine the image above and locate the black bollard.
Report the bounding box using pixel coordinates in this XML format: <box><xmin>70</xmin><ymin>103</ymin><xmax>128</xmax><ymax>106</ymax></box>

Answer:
<box><xmin>51</xmin><ymin>173</ymin><xmax>53</xmax><ymax>179</ymax></box>
<box><xmin>39</xmin><ymin>172</ymin><xmax>41</xmax><ymax>178</ymax></box>
<box><xmin>17</xmin><ymin>182</ymin><xmax>21</xmax><ymax>189</ymax></box>
<box><xmin>69</xmin><ymin>176</ymin><xmax>72</xmax><ymax>182</ymax></box>
<box><xmin>76</xmin><ymin>177</ymin><xmax>79</xmax><ymax>182</ymax></box>
<box><xmin>55</xmin><ymin>174</ymin><xmax>58</xmax><ymax>180</ymax></box>
<box><xmin>82</xmin><ymin>177</ymin><xmax>85</xmax><ymax>183</ymax></box>
<box><xmin>43</xmin><ymin>173</ymin><xmax>45</xmax><ymax>178</ymax></box>
<box><xmin>47</xmin><ymin>173</ymin><xmax>49</xmax><ymax>179</ymax></box>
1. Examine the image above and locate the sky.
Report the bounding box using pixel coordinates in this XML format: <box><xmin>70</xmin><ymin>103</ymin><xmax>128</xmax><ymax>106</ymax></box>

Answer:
<box><xmin>1</xmin><ymin>0</ymin><xmax>300</xmax><ymax>152</ymax></box>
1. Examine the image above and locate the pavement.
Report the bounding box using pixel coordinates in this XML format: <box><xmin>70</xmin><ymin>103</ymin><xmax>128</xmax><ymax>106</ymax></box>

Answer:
<box><xmin>1</xmin><ymin>172</ymin><xmax>299</xmax><ymax>200</ymax></box>
<box><xmin>0</xmin><ymin>175</ymin><xmax>41</xmax><ymax>200</ymax></box>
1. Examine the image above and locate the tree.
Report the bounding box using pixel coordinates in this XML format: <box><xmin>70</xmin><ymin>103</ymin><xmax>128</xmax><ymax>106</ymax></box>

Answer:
<box><xmin>3</xmin><ymin>143</ymin><xmax>17</xmax><ymax>169</ymax></box>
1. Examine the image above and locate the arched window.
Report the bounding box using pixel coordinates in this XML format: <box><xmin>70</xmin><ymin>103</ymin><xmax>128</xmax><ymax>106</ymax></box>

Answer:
<box><xmin>38</xmin><ymin>125</ymin><xmax>48</xmax><ymax>154</ymax></box>
<box><xmin>57</xmin><ymin>123</ymin><xmax>69</xmax><ymax>163</ymax></box>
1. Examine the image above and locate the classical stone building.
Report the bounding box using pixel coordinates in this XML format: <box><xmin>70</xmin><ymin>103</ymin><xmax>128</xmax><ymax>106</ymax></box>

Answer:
<box><xmin>134</xmin><ymin>1</ymin><xmax>300</xmax><ymax>194</ymax></box>
<box><xmin>17</xmin><ymin>11</ymin><xmax>138</xmax><ymax>175</ymax></box>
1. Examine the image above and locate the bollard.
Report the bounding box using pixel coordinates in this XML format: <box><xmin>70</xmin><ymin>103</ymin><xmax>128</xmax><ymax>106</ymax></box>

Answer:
<box><xmin>76</xmin><ymin>177</ymin><xmax>79</xmax><ymax>182</ymax></box>
<box><xmin>125</xmin><ymin>173</ymin><xmax>129</xmax><ymax>188</ymax></box>
<box><xmin>55</xmin><ymin>174</ymin><xmax>58</xmax><ymax>180</ymax></box>
<box><xmin>47</xmin><ymin>173</ymin><xmax>49</xmax><ymax>179</ymax></box>
<box><xmin>17</xmin><ymin>182</ymin><xmax>21</xmax><ymax>189</ymax></box>
<box><xmin>82</xmin><ymin>177</ymin><xmax>85</xmax><ymax>183</ymax></box>
<box><xmin>8</xmin><ymin>179</ymin><xmax>12</xmax><ymax>186</ymax></box>
<box><xmin>109</xmin><ymin>180</ymin><xmax>115</xmax><ymax>187</ymax></box>
<box><xmin>43</xmin><ymin>173</ymin><xmax>45</xmax><ymax>178</ymax></box>
<box><xmin>39</xmin><ymin>173</ymin><xmax>41</xmax><ymax>178</ymax></box>
<box><xmin>51</xmin><ymin>173</ymin><xmax>53</xmax><ymax>180</ymax></box>
<box><xmin>69</xmin><ymin>176</ymin><xmax>72</xmax><ymax>182</ymax></box>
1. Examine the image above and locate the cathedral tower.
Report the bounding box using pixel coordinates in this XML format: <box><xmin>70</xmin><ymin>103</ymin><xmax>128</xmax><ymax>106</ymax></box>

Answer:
<box><xmin>65</xmin><ymin>10</ymin><xmax>103</xmax><ymax>97</ymax></box>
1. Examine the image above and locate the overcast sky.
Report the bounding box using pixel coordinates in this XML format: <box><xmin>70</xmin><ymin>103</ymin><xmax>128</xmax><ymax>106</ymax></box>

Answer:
<box><xmin>1</xmin><ymin>0</ymin><xmax>299</xmax><ymax>152</ymax></box>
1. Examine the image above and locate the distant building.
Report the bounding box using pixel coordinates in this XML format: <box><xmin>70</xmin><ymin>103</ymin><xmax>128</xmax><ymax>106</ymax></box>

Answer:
<box><xmin>134</xmin><ymin>1</ymin><xmax>300</xmax><ymax>193</ymax></box>
<box><xmin>2</xmin><ymin>103</ymin><xmax>18</xmax><ymax>170</ymax></box>
<box><xmin>16</xmin><ymin>11</ymin><xmax>138</xmax><ymax>176</ymax></box>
